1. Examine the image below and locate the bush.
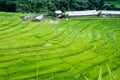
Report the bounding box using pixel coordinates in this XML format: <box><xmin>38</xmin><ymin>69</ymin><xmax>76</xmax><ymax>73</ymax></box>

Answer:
<box><xmin>97</xmin><ymin>11</ymin><xmax>102</xmax><ymax>17</ymax></box>
<box><xmin>103</xmin><ymin>4</ymin><xmax>120</xmax><ymax>10</ymax></box>
<box><xmin>47</xmin><ymin>12</ymin><xmax>57</xmax><ymax>18</ymax></box>
<box><xmin>0</xmin><ymin>1</ymin><xmax>16</xmax><ymax>12</ymax></box>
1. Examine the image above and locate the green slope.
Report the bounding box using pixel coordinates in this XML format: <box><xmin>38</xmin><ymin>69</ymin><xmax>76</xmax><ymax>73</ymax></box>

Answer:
<box><xmin>0</xmin><ymin>12</ymin><xmax>120</xmax><ymax>80</ymax></box>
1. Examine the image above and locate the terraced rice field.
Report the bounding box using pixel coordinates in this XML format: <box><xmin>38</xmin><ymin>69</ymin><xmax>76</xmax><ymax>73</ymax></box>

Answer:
<box><xmin>0</xmin><ymin>12</ymin><xmax>120</xmax><ymax>80</ymax></box>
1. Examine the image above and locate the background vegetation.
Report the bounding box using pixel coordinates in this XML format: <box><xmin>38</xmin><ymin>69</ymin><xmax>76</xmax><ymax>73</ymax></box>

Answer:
<box><xmin>0</xmin><ymin>0</ymin><xmax>120</xmax><ymax>13</ymax></box>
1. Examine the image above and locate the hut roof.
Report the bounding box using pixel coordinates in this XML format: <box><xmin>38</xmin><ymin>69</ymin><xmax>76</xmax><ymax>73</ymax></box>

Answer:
<box><xmin>55</xmin><ymin>10</ymin><xmax>62</xmax><ymax>14</ymax></box>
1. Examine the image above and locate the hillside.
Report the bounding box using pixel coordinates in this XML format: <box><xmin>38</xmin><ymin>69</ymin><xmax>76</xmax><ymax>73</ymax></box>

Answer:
<box><xmin>0</xmin><ymin>12</ymin><xmax>120</xmax><ymax>80</ymax></box>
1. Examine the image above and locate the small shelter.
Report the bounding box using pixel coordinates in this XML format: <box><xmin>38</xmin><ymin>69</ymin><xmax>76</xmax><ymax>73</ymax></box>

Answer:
<box><xmin>32</xmin><ymin>14</ymin><xmax>44</xmax><ymax>22</ymax></box>
<box><xmin>55</xmin><ymin>10</ymin><xmax>63</xmax><ymax>18</ymax></box>
<box><xmin>65</xmin><ymin>10</ymin><xmax>99</xmax><ymax>17</ymax></box>
<box><xmin>21</xmin><ymin>14</ymin><xmax>44</xmax><ymax>22</ymax></box>
<box><xmin>101</xmin><ymin>11</ymin><xmax>120</xmax><ymax>15</ymax></box>
<box><xmin>65</xmin><ymin>10</ymin><xmax>120</xmax><ymax>17</ymax></box>
<box><xmin>20</xmin><ymin>16</ymin><xmax>32</xmax><ymax>21</ymax></box>
<box><xmin>55</xmin><ymin>10</ymin><xmax>62</xmax><ymax>15</ymax></box>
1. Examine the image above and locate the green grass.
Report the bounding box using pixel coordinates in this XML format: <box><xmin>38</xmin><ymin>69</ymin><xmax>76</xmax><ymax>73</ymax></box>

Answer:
<box><xmin>0</xmin><ymin>12</ymin><xmax>120</xmax><ymax>80</ymax></box>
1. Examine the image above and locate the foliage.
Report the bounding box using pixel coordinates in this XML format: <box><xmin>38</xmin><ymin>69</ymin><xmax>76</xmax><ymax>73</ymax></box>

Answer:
<box><xmin>48</xmin><ymin>11</ymin><xmax>57</xmax><ymax>18</ymax></box>
<box><xmin>0</xmin><ymin>0</ymin><xmax>120</xmax><ymax>13</ymax></box>
<box><xmin>97</xmin><ymin>11</ymin><xmax>102</xmax><ymax>17</ymax></box>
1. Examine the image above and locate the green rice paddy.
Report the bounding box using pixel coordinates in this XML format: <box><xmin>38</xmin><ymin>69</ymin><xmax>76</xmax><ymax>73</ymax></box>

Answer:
<box><xmin>0</xmin><ymin>12</ymin><xmax>120</xmax><ymax>80</ymax></box>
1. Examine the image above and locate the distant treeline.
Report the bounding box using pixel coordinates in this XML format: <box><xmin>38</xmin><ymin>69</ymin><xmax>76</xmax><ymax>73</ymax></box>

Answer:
<box><xmin>0</xmin><ymin>0</ymin><xmax>120</xmax><ymax>13</ymax></box>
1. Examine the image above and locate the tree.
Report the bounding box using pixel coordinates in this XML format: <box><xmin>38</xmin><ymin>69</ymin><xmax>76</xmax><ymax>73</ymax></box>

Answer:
<box><xmin>88</xmin><ymin>0</ymin><xmax>105</xmax><ymax>10</ymax></box>
<box><xmin>0</xmin><ymin>0</ymin><xmax>119</xmax><ymax>13</ymax></box>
